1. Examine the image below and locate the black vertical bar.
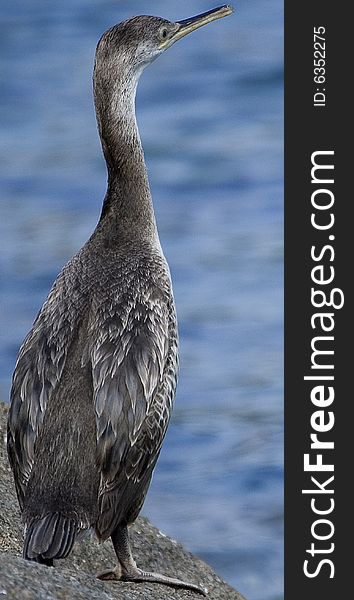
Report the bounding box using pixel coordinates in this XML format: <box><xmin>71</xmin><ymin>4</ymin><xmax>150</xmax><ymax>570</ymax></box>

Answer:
<box><xmin>285</xmin><ymin>1</ymin><xmax>351</xmax><ymax>598</ymax></box>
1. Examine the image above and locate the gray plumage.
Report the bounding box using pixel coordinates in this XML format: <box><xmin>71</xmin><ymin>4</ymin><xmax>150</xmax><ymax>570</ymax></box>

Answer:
<box><xmin>7</xmin><ymin>6</ymin><xmax>233</xmax><ymax>594</ymax></box>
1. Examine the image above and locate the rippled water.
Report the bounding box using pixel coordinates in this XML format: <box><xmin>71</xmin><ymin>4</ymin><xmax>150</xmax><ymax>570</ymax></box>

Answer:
<box><xmin>0</xmin><ymin>1</ymin><xmax>283</xmax><ymax>599</ymax></box>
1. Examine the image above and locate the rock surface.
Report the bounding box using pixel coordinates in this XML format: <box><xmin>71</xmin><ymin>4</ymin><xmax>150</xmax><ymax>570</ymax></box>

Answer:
<box><xmin>0</xmin><ymin>402</ymin><xmax>245</xmax><ymax>600</ymax></box>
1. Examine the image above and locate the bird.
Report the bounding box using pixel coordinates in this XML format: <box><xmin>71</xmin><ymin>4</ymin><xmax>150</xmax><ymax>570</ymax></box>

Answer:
<box><xmin>7</xmin><ymin>5</ymin><xmax>233</xmax><ymax>595</ymax></box>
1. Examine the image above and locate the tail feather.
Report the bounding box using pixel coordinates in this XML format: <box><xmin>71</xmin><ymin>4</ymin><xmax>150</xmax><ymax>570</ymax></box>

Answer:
<box><xmin>24</xmin><ymin>513</ymin><xmax>77</xmax><ymax>562</ymax></box>
<box><xmin>58</xmin><ymin>517</ymin><xmax>77</xmax><ymax>559</ymax></box>
<box><xmin>24</xmin><ymin>513</ymin><xmax>57</xmax><ymax>558</ymax></box>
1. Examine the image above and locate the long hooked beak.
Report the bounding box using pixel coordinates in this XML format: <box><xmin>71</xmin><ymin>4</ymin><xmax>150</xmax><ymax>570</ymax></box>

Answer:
<box><xmin>160</xmin><ymin>5</ymin><xmax>234</xmax><ymax>49</ymax></box>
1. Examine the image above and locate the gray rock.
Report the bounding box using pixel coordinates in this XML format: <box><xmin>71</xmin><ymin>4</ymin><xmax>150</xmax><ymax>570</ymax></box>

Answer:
<box><xmin>0</xmin><ymin>403</ymin><xmax>246</xmax><ymax>599</ymax></box>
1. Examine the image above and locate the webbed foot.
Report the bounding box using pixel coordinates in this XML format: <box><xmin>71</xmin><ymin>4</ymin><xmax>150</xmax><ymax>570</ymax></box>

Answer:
<box><xmin>97</xmin><ymin>525</ymin><xmax>207</xmax><ymax>595</ymax></box>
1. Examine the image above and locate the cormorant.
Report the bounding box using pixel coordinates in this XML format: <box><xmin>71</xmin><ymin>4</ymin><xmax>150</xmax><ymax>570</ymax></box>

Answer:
<box><xmin>7</xmin><ymin>5</ymin><xmax>233</xmax><ymax>595</ymax></box>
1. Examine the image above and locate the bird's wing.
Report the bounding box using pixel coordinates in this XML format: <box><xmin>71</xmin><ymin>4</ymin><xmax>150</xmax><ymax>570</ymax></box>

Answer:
<box><xmin>7</xmin><ymin>269</ymin><xmax>78</xmax><ymax>510</ymax></box>
<box><xmin>90</xmin><ymin>287</ymin><xmax>178</xmax><ymax>536</ymax></box>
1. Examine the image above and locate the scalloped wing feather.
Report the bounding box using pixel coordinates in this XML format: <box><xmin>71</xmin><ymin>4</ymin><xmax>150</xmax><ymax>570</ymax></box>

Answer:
<box><xmin>7</xmin><ymin>264</ymin><xmax>80</xmax><ymax>510</ymax></box>
<box><xmin>91</xmin><ymin>293</ymin><xmax>178</xmax><ymax>538</ymax></box>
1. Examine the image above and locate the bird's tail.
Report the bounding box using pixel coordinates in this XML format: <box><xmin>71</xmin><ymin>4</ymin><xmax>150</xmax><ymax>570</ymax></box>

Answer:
<box><xmin>23</xmin><ymin>512</ymin><xmax>77</xmax><ymax>564</ymax></box>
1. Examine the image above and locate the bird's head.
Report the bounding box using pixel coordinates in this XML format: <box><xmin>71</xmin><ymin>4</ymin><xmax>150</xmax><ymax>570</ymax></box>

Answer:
<box><xmin>95</xmin><ymin>5</ymin><xmax>234</xmax><ymax>82</ymax></box>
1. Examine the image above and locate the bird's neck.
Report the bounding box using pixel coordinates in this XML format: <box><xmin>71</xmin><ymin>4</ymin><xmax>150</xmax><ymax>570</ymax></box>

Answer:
<box><xmin>94</xmin><ymin>70</ymin><xmax>158</xmax><ymax>243</ymax></box>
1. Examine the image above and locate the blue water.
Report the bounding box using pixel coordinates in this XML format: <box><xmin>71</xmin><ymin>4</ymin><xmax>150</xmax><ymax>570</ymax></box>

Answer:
<box><xmin>0</xmin><ymin>1</ymin><xmax>283</xmax><ymax>599</ymax></box>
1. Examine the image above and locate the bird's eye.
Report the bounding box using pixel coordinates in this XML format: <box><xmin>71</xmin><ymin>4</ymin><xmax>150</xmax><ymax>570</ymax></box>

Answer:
<box><xmin>159</xmin><ymin>27</ymin><xmax>168</xmax><ymax>40</ymax></box>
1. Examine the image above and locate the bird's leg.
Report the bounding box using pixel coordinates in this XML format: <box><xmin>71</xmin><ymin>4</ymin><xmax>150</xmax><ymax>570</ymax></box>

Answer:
<box><xmin>97</xmin><ymin>524</ymin><xmax>207</xmax><ymax>595</ymax></box>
